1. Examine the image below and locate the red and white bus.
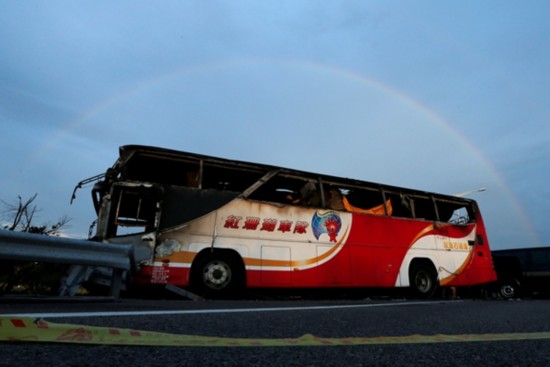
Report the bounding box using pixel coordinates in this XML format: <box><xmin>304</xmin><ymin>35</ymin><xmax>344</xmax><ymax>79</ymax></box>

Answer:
<box><xmin>78</xmin><ymin>145</ymin><xmax>497</xmax><ymax>298</ymax></box>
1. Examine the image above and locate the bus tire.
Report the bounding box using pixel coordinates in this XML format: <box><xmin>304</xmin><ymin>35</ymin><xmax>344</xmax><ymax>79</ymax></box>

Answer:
<box><xmin>409</xmin><ymin>261</ymin><xmax>438</xmax><ymax>299</ymax></box>
<box><xmin>192</xmin><ymin>251</ymin><xmax>244</xmax><ymax>299</ymax></box>
<box><xmin>498</xmin><ymin>277</ymin><xmax>521</xmax><ymax>299</ymax></box>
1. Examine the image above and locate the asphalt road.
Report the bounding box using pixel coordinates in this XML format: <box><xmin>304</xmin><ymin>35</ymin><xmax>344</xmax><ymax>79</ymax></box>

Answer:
<box><xmin>2</xmin><ymin>297</ymin><xmax>550</xmax><ymax>366</ymax></box>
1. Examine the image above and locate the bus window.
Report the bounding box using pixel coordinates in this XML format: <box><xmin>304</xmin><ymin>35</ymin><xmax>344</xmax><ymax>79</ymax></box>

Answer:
<box><xmin>109</xmin><ymin>187</ymin><xmax>159</xmax><ymax>236</ymax></box>
<box><xmin>293</xmin><ymin>181</ymin><xmax>321</xmax><ymax>207</ymax></box>
<box><xmin>437</xmin><ymin>199</ymin><xmax>474</xmax><ymax>225</ymax></box>
<box><xmin>248</xmin><ymin>174</ymin><xmax>323</xmax><ymax>207</ymax></box>
<box><xmin>201</xmin><ymin>164</ymin><xmax>266</xmax><ymax>193</ymax></box>
<box><xmin>383</xmin><ymin>191</ymin><xmax>414</xmax><ymax>218</ymax></box>
<box><xmin>409</xmin><ymin>195</ymin><xmax>438</xmax><ymax>221</ymax></box>
<box><xmin>448</xmin><ymin>207</ymin><xmax>470</xmax><ymax>224</ymax></box>
<box><xmin>340</xmin><ymin>186</ymin><xmax>388</xmax><ymax>215</ymax></box>
<box><xmin>123</xmin><ymin>154</ymin><xmax>199</xmax><ymax>187</ymax></box>
<box><xmin>327</xmin><ymin>187</ymin><xmax>346</xmax><ymax>210</ymax></box>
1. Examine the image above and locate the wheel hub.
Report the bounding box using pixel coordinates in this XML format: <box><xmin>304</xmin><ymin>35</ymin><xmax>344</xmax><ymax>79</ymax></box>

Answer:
<box><xmin>203</xmin><ymin>261</ymin><xmax>232</xmax><ymax>289</ymax></box>
<box><xmin>415</xmin><ymin>271</ymin><xmax>432</xmax><ymax>293</ymax></box>
<box><xmin>501</xmin><ymin>284</ymin><xmax>515</xmax><ymax>298</ymax></box>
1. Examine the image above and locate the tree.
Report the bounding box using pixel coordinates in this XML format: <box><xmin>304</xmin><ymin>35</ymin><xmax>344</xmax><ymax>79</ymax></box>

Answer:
<box><xmin>2</xmin><ymin>194</ymin><xmax>70</xmax><ymax>235</ymax></box>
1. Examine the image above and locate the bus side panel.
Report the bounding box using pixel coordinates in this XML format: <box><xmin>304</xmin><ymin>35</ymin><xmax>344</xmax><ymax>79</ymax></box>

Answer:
<box><xmin>247</xmin><ymin>213</ymin><xmax>435</xmax><ymax>289</ymax></box>
<box><xmin>260</xmin><ymin>246</ymin><xmax>291</xmax><ymax>285</ymax></box>
<box><xmin>131</xmin><ymin>200</ymin><xmax>496</xmax><ymax>290</ymax></box>
<box><xmin>347</xmin><ymin>214</ymin><xmax>437</xmax><ymax>287</ymax></box>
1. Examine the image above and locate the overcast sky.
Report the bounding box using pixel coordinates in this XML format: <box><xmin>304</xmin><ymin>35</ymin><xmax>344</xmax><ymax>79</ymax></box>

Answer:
<box><xmin>1</xmin><ymin>1</ymin><xmax>548</xmax><ymax>249</ymax></box>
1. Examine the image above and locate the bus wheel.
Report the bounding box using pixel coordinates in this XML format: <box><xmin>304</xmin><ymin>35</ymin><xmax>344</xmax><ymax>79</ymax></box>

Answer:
<box><xmin>498</xmin><ymin>278</ymin><xmax>520</xmax><ymax>299</ymax></box>
<box><xmin>409</xmin><ymin>262</ymin><xmax>438</xmax><ymax>299</ymax></box>
<box><xmin>193</xmin><ymin>252</ymin><xmax>244</xmax><ymax>299</ymax></box>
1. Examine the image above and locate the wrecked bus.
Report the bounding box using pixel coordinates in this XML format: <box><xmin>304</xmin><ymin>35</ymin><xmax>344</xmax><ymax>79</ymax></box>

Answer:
<box><xmin>75</xmin><ymin>145</ymin><xmax>497</xmax><ymax>298</ymax></box>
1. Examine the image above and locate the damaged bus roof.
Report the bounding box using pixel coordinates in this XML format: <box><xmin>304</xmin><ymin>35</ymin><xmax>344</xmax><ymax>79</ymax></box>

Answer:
<box><xmin>108</xmin><ymin>144</ymin><xmax>475</xmax><ymax>205</ymax></box>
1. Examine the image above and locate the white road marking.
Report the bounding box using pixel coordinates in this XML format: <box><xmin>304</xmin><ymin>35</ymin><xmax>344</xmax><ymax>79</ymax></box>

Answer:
<box><xmin>1</xmin><ymin>300</ymin><xmax>444</xmax><ymax>319</ymax></box>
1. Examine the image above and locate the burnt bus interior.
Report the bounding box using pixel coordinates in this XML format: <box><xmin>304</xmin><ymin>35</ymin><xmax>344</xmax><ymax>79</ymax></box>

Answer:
<box><xmin>93</xmin><ymin>146</ymin><xmax>476</xmax><ymax>236</ymax></box>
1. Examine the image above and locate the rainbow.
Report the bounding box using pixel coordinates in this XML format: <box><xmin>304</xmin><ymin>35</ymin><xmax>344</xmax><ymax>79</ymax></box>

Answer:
<box><xmin>28</xmin><ymin>58</ymin><xmax>541</xmax><ymax>245</ymax></box>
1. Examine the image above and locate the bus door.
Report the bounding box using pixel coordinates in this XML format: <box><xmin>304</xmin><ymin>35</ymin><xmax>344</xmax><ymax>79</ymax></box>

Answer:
<box><xmin>103</xmin><ymin>183</ymin><xmax>162</xmax><ymax>264</ymax></box>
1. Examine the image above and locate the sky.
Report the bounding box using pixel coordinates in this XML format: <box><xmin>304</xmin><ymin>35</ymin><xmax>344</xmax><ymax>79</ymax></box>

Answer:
<box><xmin>1</xmin><ymin>1</ymin><xmax>548</xmax><ymax>249</ymax></box>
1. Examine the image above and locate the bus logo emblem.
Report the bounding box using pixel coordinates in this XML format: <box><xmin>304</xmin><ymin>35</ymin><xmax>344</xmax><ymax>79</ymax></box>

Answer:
<box><xmin>312</xmin><ymin>211</ymin><xmax>342</xmax><ymax>243</ymax></box>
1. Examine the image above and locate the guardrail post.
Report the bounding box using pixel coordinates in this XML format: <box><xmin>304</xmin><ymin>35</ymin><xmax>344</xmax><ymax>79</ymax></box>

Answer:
<box><xmin>110</xmin><ymin>269</ymin><xmax>124</xmax><ymax>298</ymax></box>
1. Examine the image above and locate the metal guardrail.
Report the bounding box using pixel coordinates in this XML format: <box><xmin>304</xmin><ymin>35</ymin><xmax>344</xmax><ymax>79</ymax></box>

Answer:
<box><xmin>0</xmin><ymin>229</ymin><xmax>135</xmax><ymax>298</ymax></box>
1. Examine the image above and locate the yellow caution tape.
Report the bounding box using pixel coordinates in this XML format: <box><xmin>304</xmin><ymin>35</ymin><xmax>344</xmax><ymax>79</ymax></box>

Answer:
<box><xmin>2</xmin><ymin>317</ymin><xmax>550</xmax><ymax>347</ymax></box>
